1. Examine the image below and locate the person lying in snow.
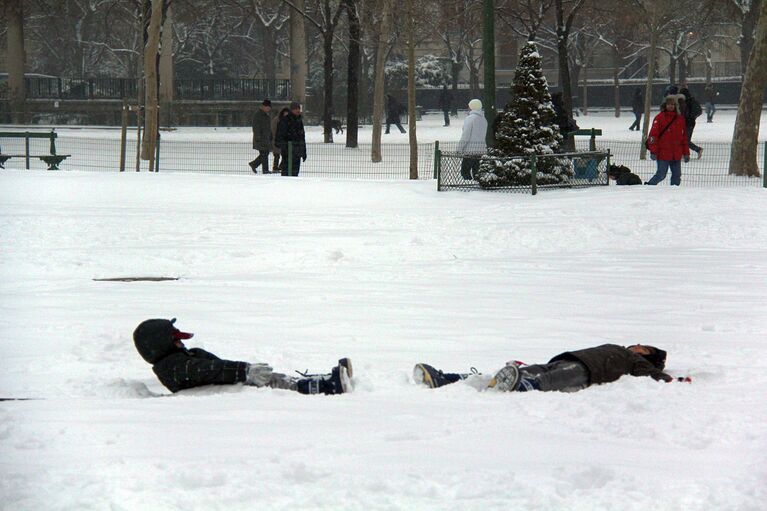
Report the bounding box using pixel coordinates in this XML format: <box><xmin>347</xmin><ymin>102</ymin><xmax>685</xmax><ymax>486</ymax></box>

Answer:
<box><xmin>133</xmin><ymin>318</ymin><xmax>352</xmax><ymax>395</ymax></box>
<box><xmin>414</xmin><ymin>344</ymin><xmax>690</xmax><ymax>392</ymax></box>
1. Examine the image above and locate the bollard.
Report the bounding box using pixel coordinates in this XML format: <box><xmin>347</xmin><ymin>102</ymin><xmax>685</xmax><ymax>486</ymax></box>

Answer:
<box><xmin>530</xmin><ymin>155</ymin><xmax>538</xmax><ymax>196</ymax></box>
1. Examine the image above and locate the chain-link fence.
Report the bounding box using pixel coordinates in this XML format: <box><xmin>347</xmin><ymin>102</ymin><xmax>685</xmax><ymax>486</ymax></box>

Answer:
<box><xmin>0</xmin><ymin>131</ymin><xmax>435</xmax><ymax>180</ymax></box>
<box><xmin>1</xmin><ymin>128</ymin><xmax>765</xmax><ymax>188</ymax></box>
<box><xmin>437</xmin><ymin>148</ymin><xmax>610</xmax><ymax>194</ymax></box>
<box><xmin>576</xmin><ymin>138</ymin><xmax>765</xmax><ymax>187</ymax></box>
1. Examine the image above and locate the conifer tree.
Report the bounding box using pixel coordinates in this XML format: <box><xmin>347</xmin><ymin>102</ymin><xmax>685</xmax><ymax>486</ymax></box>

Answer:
<box><xmin>476</xmin><ymin>42</ymin><xmax>573</xmax><ymax>187</ymax></box>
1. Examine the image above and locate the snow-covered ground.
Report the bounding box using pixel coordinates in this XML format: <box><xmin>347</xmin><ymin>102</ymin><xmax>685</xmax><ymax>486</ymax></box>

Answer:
<box><xmin>1</xmin><ymin>170</ymin><xmax>766</xmax><ymax>510</ymax></box>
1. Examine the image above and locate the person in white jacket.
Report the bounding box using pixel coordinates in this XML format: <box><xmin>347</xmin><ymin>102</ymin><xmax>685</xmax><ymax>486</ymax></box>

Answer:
<box><xmin>458</xmin><ymin>99</ymin><xmax>488</xmax><ymax>179</ymax></box>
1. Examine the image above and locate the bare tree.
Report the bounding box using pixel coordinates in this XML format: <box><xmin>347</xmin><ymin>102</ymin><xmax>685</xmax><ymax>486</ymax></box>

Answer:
<box><xmin>553</xmin><ymin>0</ymin><xmax>586</xmax><ymax>119</ymax></box>
<box><xmin>405</xmin><ymin>0</ymin><xmax>418</xmax><ymax>179</ymax></box>
<box><xmin>497</xmin><ymin>0</ymin><xmax>553</xmax><ymax>41</ymax></box>
<box><xmin>282</xmin><ymin>0</ymin><xmax>344</xmax><ymax>143</ymax></box>
<box><xmin>729</xmin><ymin>0</ymin><xmax>767</xmax><ymax>177</ymax></box>
<box><xmin>729</xmin><ymin>0</ymin><xmax>763</xmax><ymax>76</ymax></box>
<box><xmin>371</xmin><ymin>0</ymin><xmax>393</xmax><ymax>162</ymax></box>
<box><xmin>289</xmin><ymin>0</ymin><xmax>307</xmax><ymax>103</ymax></box>
<box><xmin>5</xmin><ymin>0</ymin><xmax>25</xmax><ymax>124</ymax></box>
<box><xmin>344</xmin><ymin>0</ymin><xmax>361</xmax><ymax>147</ymax></box>
<box><xmin>141</xmin><ymin>0</ymin><xmax>164</xmax><ymax>168</ymax></box>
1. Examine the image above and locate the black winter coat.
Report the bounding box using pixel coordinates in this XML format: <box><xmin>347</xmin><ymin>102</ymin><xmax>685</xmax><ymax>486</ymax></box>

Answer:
<box><xmin>386</xmin><ymin>96</ymin><xmax>402</xmax><ymax>122</ymax></box>
<box><xmin>549</xmin><ymin>344</ymin><xmax>672</xmax><ymax>385</ymax></box>
<box><xmin>134</xmin><ymin>319</ymin><xmax>247</xmax><ymax>393</ymax></box>
<box><xmin>275</xmin><ymin>113</ymin><xmax>307</xmax><ymax>159</ymax></box>
<box><xmin>632</xmin><ymin>93</ymin><xmax>643</xmax><ymax>114</ymax></box>
<box><xmin>438</xmin><ymin>89</ymin><xmax>452</xmax><ymax>112</ymax></box>
<box><xmin>252</xmin><ymin>109</ymin><xmax>273</xmax><ymax>151</ymax></box>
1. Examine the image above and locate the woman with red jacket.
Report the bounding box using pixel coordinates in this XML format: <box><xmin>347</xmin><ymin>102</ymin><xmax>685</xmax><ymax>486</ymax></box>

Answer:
<box><xmin>645</xmin><ymin>95</ymin><xmax>690</xmax><ymax>186</ymax></box>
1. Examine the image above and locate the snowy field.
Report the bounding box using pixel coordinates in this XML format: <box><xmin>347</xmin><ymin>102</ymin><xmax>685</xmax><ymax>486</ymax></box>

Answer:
<box><xmin>1</xmin><ymin>170</ymin><xmax>766</xmax><ymax>510</ymax></box>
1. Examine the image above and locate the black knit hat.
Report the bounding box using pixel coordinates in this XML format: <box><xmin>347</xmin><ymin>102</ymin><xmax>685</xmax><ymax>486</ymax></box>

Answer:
<box><xmin>262</xmin><ymin>99</ymin><xmax>272</xmax><ymax>107</ymax></box>
<box><xmin>641</xmin><ymin>346</ymin><xmax>667</xmax><ymax>370</ymax></box>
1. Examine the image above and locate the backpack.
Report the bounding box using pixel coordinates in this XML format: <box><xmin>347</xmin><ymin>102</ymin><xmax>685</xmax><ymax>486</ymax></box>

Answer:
<box><xmin>688</xmin><ymin>97</ymin><xmax>702</xmax><ymax>119</ymax></box>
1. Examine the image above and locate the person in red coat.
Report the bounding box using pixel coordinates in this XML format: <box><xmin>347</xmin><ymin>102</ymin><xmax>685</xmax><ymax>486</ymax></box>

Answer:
<box><xmin>645</xmin><ymin>94</ymin><xmax>689</xmax><ymax>185</ymax></box>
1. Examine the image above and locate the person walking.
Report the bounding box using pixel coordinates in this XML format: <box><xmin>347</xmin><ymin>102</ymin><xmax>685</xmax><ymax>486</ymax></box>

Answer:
<box><xmin>438</xmin><ymin>85</ymin><xmax>452</xmax><ymax>127</ymax></box>
<box><xmin>385</xmin><ymin>94</ymin><xmax>406</xmax><ymax>134</ymax></box>
<box><xmin>414</xmin><ymin>343</ymin><xmax>690</xmax><ymax>393</ymax></box>
<box><xmin>249</xmin><ymin>99</ymin><xmax>273</xmax><ymax>174</ymax></box>
<box><xmin>133</xmin><ymin>318</ymin><xmax>352</xmax><ymax>395</ymax></box>
<box><xmin>457</xmin><ymin>99</ymin><xmax>488</xmax><ymax>180</ymax></box>
<box><xmin>275</xmin><ymin>102</ymin><xmax>307</xmax><ymax>176</ymax></box>
<box><xmin>645</xmin><ymin>94</ymin><xmax>689</xmax><ymax>186</ymax></box>
<box><xmin>629</xmin><ymin>88</ymin><xmax>643</xmax><ymax>131</ymax></box>
<box><xmin>271</xmin><ymin>107</ymin><xmax>290</xmax><ymax>173</ymax></box>
<box><xmin>704</xmin><ymin>84</ymin><xmax>718</xmax><ymax>123</ymax></box>
<box><xmin>679</xmin><ymin>87</ymin><xmax>703</xmax><ymax>159</ymax></box>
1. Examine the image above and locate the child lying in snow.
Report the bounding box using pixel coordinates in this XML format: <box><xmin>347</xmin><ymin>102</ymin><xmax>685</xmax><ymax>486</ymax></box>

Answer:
<box><xmin>415</xmin><ymin>344</ymin><xmax>691</xmax><ymax>392</ymax></box>
<box><xmin>133</xmin><ymin>318</ymin><xmax>352</xmax><ymax>395</ymax></box>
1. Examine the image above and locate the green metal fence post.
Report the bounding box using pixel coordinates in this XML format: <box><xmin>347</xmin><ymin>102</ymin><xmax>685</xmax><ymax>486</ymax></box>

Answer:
<box><xmin>24</xmin><ymin>132</ymin><xmax>30</xmax><ymax>169</ymax></box>
<box><xmin>288</xmin><ymin>142</ymin><xmax>293</xmax><ymax>176</ymax></box>
<box><xmin>606</xmin><ymin>149</ymin><xmax>611</xmax><ymax>186</ymax></box>
<box><xmin>155</xmin><ymin>132</ymin><xmax>161</xmax><ymax>173</ymax></box>
<box><xmin>49</xmin><ymin>130</ymin><xmax>57</xmax><ymax>155</ymax></box>
<box><xmin>433</xmin><ymin>141</ymin><xmax>440</xmax><ymax>179</ymax></box>
<box><xmin>763</xmin><ymin>141</ymin><xmax>766</xmax><ymax>188</ymax></box>
<box><xmin>589</xmin><ymin>128</ymin><xmax>596</xmax><ymax>151</ymax></box>
<box><xmin>530</xmin><ymin>155</ymin><xmax>538</xmax><ymax>196</ymax></box>
<box><xmin>436</xmin><ymin>145</ymin><xmax>443</xmax><ymax>190</ymax></box>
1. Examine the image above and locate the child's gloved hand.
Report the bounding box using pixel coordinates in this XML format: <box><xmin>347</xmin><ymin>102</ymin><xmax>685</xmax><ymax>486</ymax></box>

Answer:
<box><xmin>245</xmin><ymin>363</ymin><xmax>274</xmax><ymax>387</ymax></box>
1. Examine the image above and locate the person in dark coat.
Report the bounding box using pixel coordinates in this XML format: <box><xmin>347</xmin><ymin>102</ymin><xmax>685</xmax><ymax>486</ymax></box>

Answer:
<box><xmin>249</xmin><ymin>99</ymin><xmax>273</xmax><ymax>174</ymax></box>
<box><xmin>133</xmin><ymin>318</ymin><xmax>352</xmax><ymax>395</ymax></box>
<box><xmin>275</xmin><ymin>101</ymin><xmax>307</xmax><ymax>176</ymax></box>
<box><xmin>414</xmin><ymin>343</ymin><xmax>687</xmax><ymax>393</ymax></box>
<box><xmin>629</xmin><ymin>88</ymin><xmax>643</xmax><ymax>131</ymax></box>
<box><xmin>271</xmin><ymin>107</ymin><xmax>290</xmax><ymax>172</ymax></box>
<box><xmin>438</xmin><ymin>85</ymin><xmax>452</xmax><ymax>127</ymax></box>
<box><xmin>704</xmin><ymin>84</ymin><xmax>718</xmax><ymax>123</ymax></box>
<box><xmin>385</xmin><ymin>94</ymin><xmax>406</xmax><ymax>134</ymax></box>
<box><xmin>646</xmin><ymin>94</ymin><xmax>689</xmax><ymax>186</ymax></box>
<box><xmin>679</xmin><ymin>87</ymin><xmax>703</xmax><ymax>159</ymax></box>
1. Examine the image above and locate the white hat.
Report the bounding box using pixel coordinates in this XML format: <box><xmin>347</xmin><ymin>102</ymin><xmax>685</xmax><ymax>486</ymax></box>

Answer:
<box><xmin>468</xmin><ymin>99</ymin><xmax>482</xmax><ymax>111</ymax></box>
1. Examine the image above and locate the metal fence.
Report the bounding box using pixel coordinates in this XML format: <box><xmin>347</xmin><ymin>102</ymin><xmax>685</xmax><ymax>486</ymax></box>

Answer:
<box><xmin>0</xmin><ymin>77</ymin><xmax>291</xmax><ymax>101</ymax></box>
<box><xmin>437</xmin><ymin>147</ymin><xmax>610</xmax><ymax>194</ymax></box>
<box><xmin>1</xmin><ymin>128</ymin><xmax>765</xmax><ymax>187</ymax></box>
<box><xmin>576</xmin><ymin>138</ymin><xmax>765</xmax><ymax>187</ymax></box>
<box><xmin>0</xmin><ymin>133</ymin><xmax>434</xmax><ymax>180</ymax></box>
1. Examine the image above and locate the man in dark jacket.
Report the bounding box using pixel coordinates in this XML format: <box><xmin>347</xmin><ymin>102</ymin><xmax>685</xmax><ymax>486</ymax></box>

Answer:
<box><xmin>438</xmin><ymin>85</ymin><xmax>452</xmax><ymax>127</ymax></box>
<box><xmin>629</xmin><ymin>88</ymin><xmax>643</xmax><ymax>131</ymax></box>
<box><xmin>133</xmin><ymin>318</ymin><xmax>352</xmax><ymax>395</ymax></box>
<box><xmin>249</xmin><ymin>99</ymin><xmax>273</xmax><ymax>174</ymax></box>
<box><xmin>275</xmin><ymin>101</ymin><xmax>307</xmax><ymax>176</ymax></box>
<box><xmin>414</xmin><ymin>343</ymin><xmax>688</xmax><ymax>393</ymax></box>
<box><xmin>679</xmin><ymin>87</ymin><xmax>703</xmax><ymax>158</ymax></box>
<box><xmin>704</xmin><ymin>84</ymin><xmax>718</xmax><ymax>123</ymax></box>
<box><xmin>385</xmin><ymin>94</ymin><xmax>406</xmax><ymax>134</ymax></box>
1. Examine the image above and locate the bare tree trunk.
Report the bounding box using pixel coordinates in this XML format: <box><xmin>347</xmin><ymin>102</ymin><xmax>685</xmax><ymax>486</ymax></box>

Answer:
<box><xmin>290</xmin><ymin>0</ymin><xmax>307</xmax><ymax>104</ymax></box>
<box><xmin>581</xmin><ymin>60</ymin><xmax>588</xmax><ymax>116</ymax></box>
<box><xmin>668</xmin><ymin>56</ymin><xmax>676</xmax><ymax>85</ymax></box>
<box><xmin>263</xmin><ymin>28</ymin><xmax>277</xmax><ymax>83</ymax></box>
<box><xmin>704</xmin><ymin>48</ymin><xmax>712</xmax><ymax>86</ymax></box>
<box><xmin>406</xmin><ymin>0</ymin><xmax>417</xmax><ymax>179</ymax></box>
<box><xmin>450</xmin><ymin>60</ymin><xmax>461</xmax><ymax>116</ymax></box>
<box><xmin>322</xmin><ymin>30</ymin><xmax>334</xmax><ymax>143</ymax></box>
<box><xmin>141</xmin><ymin>0</ymin><xmax>163</xmax><ymax>164</ymax></box>
<box><xmin>613</xmin><ymin>50</ymin><xmax>621</xmax><ymax>118</ymax></box>
<box><xmin>371</xmin><ymin>0</ymin><xmax>392</xmax><ymax>163</ymax></box>
<box><xmin>740</xmin><ymin>0</ymin><xmax>762</xmax><ymax>77</ymax></box>
<box><xmin>159</xmin><ymin>3</ymin><xmax>173</xmax><ymax>128</ymax></box>
<box><xmin>729</xmin><ymin>0</ymin><xmax>767</xmax><ymax>177</ymax></box>
<box><xmin>5</xmin><ymin>0</ymin><xmax>26</xmax><ymax>124</ymax></box>
<box><xmin>345</xmin><ymin>0</ymin><xmax>360</xmax><ymax>148</ymax></box>
<box><xmin>555</xmin><ymin>0</ymin><xmax>574</xmax><ymax>118</ymax></box>
<box><xmin>640</xmin><ymin>25</ymin><xmax>658</xmax><ymax>160</ymax></box>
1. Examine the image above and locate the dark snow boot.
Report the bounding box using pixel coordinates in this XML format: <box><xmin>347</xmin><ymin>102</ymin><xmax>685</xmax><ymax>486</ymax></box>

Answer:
<box><xmin>413</xmin><ymin>363</ymin><xmax>475</xmax><ymax>389</ymax></box>
<box><xmin>296</xmin><ymin>358</ymin><xmax>353</xmax><ymax>395</ymax></box>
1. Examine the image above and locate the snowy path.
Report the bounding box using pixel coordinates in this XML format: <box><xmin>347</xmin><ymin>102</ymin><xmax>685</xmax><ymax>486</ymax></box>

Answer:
<box><xmin>1</xmin><ymin>172</ymin><xmax>766</xmax><ymax>510</ymax></box>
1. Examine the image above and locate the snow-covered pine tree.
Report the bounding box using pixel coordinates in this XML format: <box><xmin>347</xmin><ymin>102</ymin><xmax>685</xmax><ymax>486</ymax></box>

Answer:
<box><xmin>476</xmin><ymin>42</ymin><xmax>572</xmax><ymax>188</ymax></box>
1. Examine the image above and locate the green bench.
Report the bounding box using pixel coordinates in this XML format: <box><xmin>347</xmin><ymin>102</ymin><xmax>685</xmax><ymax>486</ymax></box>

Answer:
<box><xmin>0</xmin><ymin>130</ymin><xmax>71</xmax><ymax>170</ymax></box>
<box><xmin>567</xmin><ymin>128</ymin><xmax>602</xmax><ymax>151</ymax></box>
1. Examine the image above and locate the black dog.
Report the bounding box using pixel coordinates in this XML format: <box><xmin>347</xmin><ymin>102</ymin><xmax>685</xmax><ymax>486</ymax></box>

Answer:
<box><xmin>331</xmin><ymin>119</ymin><xmax>344</xmax><ymax>134</ymax></box>
<box><xmin>608</xmin><ymin>164</ymin><xmax>642</xmax><ymax>185</ymax></box>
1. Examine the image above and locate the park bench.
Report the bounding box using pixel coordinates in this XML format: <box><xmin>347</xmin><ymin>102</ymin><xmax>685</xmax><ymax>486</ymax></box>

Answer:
<box><xmin>0</xmin><ymin>130</ymin><xmax>71</xmax><ymax>170</ymax></box>
<box><xmin>568</xmin><ymin>129</ymin><xmax>605</xmax><ymax>181</ymax></box>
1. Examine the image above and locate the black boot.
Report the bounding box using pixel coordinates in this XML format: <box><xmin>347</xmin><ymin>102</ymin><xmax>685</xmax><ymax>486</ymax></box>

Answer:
<box><xmin>296</xmin><ymin>358</ymin><xmax>353</xmax><ymax>395</ymax></box>
<box><xmin>413</xmin><ymin>363</ymin><xmax>475</xmax><ymax>388</ymax></box>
